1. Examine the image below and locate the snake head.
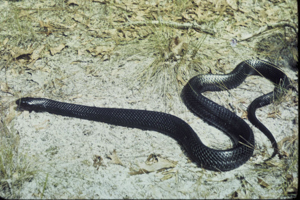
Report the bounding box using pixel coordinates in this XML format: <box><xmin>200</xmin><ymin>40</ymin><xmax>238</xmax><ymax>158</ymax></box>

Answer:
<box><xmin>16</xmin><ymin>97</ymin><xmax>46</xmax><ymax>112</ymax></box>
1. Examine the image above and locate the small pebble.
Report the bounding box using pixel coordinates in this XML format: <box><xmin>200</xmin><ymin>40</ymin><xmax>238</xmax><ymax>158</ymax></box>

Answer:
<box><xmin>230</xmin><ymin>38</ymin><xmax>238</xmax><ymax>47</ymax></box>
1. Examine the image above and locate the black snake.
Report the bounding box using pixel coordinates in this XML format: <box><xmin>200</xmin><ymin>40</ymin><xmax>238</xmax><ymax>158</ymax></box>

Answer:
<box><xmin>16</xmin><ymin>59</ymin><xmax>291</xmax><ymax>171</ymax></box>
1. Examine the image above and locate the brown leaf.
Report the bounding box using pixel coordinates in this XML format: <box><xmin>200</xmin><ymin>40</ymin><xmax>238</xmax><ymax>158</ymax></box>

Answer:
<box><xmin>73</xmin><ymin>14</ymin><xmax>84</xmax><ymax>23</ymax></box>
<box><xmin>101</xmin><ymin>29</ymin><xmax>118</xmax><ymax>38</ymax></box>
<box><xmin>93</xmin><ymin>0</ymin><xmax>107</xmax><ymax>3</ymax></box>
<box><xmin>106</xmin><ymin>149</ymin><xmax>124</xmax><ymax>166</ymax></box>
<box><xmin>140</xmin><ymin>154</ymin><xmax>177</xmax><ymax>172</ymax></box>
<box><xmin>241</xmin><ymin>110</ymin><xmax>248</xmax><ymax>119</ymax></box>
<box><xmin>169</xmin><ymin>36</ymin><xmax>188</xmax><ymax>56</ymax></box>
<box><xmin>93</xmin><ymin>155</ymin><xmax>103</xmax><ymax>170</ymax></box>
<box><xmin>30</xmin><ymin>45</ymin><xmax>45</xmax><ymax>61</ymax></box>
<box><xmin>10</xmin><ymin>47</ymin><xmax>33</xmax><ymax>59</ymax></box>
<box><xmin>87</xmin><ymin>45</ymin><xmax>114</xmax><ymax>58</ymax></box>
<box><xmin>226</xmin><ymin>0</ymin><xmax>238</xmax><ymax>10</ymax></box>
<box><xmin>193</xmin><ymin>0</ymin><xmax>201</xmax><ymax>6</ymax></box>
<box><xmin>129</xmin><ymin>154</ymin><xmax>177</xmax><ymax>175</ymax></box>
<box><xmin>257</xmin><ymin>177</ymin><xmax>269</xmax><ymax>188</ymax></box>
<box><xmin>50</xmin><ymin>44</ymin><xmax>66</xmax><ymax>56</ymax></box>
<box><xmin>267</xmin><ymin>111</ymin><xmax>280</xmax><ymax>119</ymax></box>
<box><xmin>66</xmin><ymin>0</ymin><xmax>79</xmax><ymax>6</ymax></box>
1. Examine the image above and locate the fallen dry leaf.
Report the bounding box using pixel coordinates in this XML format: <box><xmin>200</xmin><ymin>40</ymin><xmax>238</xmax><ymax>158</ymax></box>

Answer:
<box><xmin>106</xmin><ymin>149</ymin><xmax>124</xmax><ymax>166</ymax></box>
<box><xmin>93</xmin><ymin>155</ymin><xmax>103</xmax><ymax>170</ymax></box>
<box><xmin>226</xmin><ymin>0</ymin><xmax>238</xmax><ymax>10</ymax></box>
<box><xmin>257</xmin><ymin>177</ymin><xmax>269</xmax><ymax>188</ymax></box>
<box><xmin>66</xmin><ymin>0</ymin><xmax>79</xmax><ymax>6</ymax></box>
<box><xmin>267</xmin><ymin>111</ymin><xmax>281</xmax><ymax>119</ymax></box>
<box><xmin>169</xmin><ymin>36</ymin><xmax>188</xmax><ymax>56</ymax></box>
<box><xmin>30</xmin><ymin>45</ymin><xmax>45</xmax><ymax>61</ymax></box>
<box><xmin>50</xmin><ymin>44</ymin><xmax>66</xmax><ymax>56</ymax></box>
<box><xmin>87</xmin><ymin>45</ymin><xmax>114</xmax><ymax>58</ymax></box>
<box><xmin>129</xmin><ymin>154</ymin><xmax>177</xmax><ymax>175</ymax></box>
<box><xmin>10</xmin><ymin>47</ymin><xmax>33</xmax><ymax>59</ymax></box>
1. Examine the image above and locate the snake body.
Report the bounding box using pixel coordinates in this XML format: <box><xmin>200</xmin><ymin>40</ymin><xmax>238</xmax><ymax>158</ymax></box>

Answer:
<box><xmin>16</xmin><ymin>59</ymin><xmax>290</xmax><ymax>171</ymax></box>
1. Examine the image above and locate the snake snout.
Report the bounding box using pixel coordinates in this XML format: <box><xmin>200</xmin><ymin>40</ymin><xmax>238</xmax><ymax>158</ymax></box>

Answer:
<box><xmin>16</xmin><ymin>97</ymin><xmax>43</xmax><ymax>112</ymax></box>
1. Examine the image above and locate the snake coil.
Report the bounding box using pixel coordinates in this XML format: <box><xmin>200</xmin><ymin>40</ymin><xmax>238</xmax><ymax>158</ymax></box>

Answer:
<box><xmin>16</xmin><ymin>60</ymin><xmax>290</xmax><ymax>171</ymax></box>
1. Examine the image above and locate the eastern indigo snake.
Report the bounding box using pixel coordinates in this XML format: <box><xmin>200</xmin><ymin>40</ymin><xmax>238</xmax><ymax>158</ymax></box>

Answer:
<box><xmin>16</xmin><ymin>59</ymin><xmax>291</xmax><ymax>171</ymax></box>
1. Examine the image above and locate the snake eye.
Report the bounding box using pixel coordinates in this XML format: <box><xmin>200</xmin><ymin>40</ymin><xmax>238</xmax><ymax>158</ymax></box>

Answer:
<box><xmin>16</xmin><ymin>97</ymin><xmax>28</xmax><ymax>105</ymax></box>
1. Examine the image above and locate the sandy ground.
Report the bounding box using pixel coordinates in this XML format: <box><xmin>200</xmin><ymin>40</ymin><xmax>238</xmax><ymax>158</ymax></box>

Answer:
<box><xmin>2</xmin><ymin>48</ymin><xmax>297</xmax><ymax>198</ymax></box>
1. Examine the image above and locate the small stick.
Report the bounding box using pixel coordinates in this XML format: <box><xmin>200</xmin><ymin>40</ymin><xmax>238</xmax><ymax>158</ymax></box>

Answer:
<box><xmin>239</xmin><ymin>22</ymin><xmax>297</xmax><ymax>41</ymax></box>
<box><xmin>122</xmin><ymin>20</ymin><xmax>215</xmax><ymax>35</ymax></box>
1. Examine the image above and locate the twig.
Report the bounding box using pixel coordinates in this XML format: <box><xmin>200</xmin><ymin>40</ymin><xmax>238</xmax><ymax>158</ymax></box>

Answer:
<box><xmin>239</xmin><ymin>22</ymin><xmax>297</xmax><ymax>41</ymax></box>
<box><xmin>122</xmin><ymin>20</ymin><xmax>215</xmax><ymax>36</ymax></box>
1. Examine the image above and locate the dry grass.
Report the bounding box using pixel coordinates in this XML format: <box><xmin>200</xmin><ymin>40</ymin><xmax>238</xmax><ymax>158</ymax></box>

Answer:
<box><xmin>0</xmin><ymin>106</ymin><xmax>38</xmax><ymax>198</ymax></box>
